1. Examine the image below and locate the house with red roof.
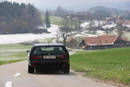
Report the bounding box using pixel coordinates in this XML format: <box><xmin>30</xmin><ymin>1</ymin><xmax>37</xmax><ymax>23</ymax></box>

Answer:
<box><xmin>81</xmin><ymin>34</ymin><xmax>130</xmax><ymax>50</ymax></box>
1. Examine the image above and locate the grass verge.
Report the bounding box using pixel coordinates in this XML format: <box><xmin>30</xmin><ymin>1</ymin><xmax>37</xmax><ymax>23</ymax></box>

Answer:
<box><xmin>0</xmin><ymin>44</ymin><xmax>32</xmax><ymax>65</ymax></box>
<box><xmin>70</xmin><ymin>47</ymin><xmax>130</xmax><ymax>85</ymax></box>
<box><xmin>0</xmin><ymin>59</ymin><xmax>25</xmax><ymax>65</ymax></box>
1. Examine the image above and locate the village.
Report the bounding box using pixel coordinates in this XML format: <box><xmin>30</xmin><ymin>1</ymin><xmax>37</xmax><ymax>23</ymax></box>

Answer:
<box><xmin>60</xmin><ymin>15</ymin><xmax>130</xmax><ymax>50</ymax></box>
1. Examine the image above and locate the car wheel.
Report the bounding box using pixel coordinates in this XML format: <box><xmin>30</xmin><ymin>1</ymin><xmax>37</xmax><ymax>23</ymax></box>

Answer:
<box><xmin>64</xmin><ymin>64</ymin><xmax>70</xmax><ymax>74</ymax></box>
<box><xmin>28</xmin><ymin>65</ymin><xmax>34</xmax><ymax>73</ymax></box>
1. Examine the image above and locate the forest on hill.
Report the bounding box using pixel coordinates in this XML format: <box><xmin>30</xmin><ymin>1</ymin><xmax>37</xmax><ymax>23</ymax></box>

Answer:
<box><xmin>0</xmin><ymin>1</ymin><xmax>43</xmax><ymax>34</ymax></box>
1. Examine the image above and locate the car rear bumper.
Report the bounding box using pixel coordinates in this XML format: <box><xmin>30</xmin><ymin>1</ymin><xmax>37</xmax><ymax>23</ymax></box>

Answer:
<box><xmin>30</xmin><ymin>59</ymin><xmax>69</xmax><ymax>64</ymax></box>
<box><xmin>30</xmin><ymin>60</ymin><xmax>69</xmax><ymax>69</ymax></box>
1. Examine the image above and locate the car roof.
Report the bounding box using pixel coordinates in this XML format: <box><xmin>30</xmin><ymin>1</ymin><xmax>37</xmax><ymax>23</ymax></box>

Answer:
<box><xmin>33</xmin><ymin>43</ymin><xmax>64</xmax><ymax>47</ymax></box>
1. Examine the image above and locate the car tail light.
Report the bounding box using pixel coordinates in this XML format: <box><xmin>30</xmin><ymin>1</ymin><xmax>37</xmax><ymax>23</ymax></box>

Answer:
<box><xmin>32</xmin><ymin>56</ymin><xmax>39</xmax><ymax>59</ymax></box>
<box><xmin>32</xmin><ymin>61</ymin><xmax>40</xmax><ymax>63</ymax></box>
<box><xmin>57</xmin><ymin>54</ymin><xmax>67</xmax><ymax>59</ymax></box>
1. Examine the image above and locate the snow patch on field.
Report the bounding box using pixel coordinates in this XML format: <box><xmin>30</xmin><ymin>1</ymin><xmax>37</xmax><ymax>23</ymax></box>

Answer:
<box><xmin>102</xmin><ymin>24</ymin><xmax>116</xmax><ymax>29</ymax></box>
<box><xmin>80</xmin><ymin>22</ymin><xmax>90</xmax><ymax>28</ymax></box>
<box><xmin>0</xmin><ymin>25</ymin><xmax>59</xmax><ymax>44</ymax></box>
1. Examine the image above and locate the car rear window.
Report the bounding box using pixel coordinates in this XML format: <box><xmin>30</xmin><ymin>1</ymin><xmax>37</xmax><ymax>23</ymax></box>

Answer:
<box><xmin>32</xmin><ymin>46</ymin><xmax>66</xmax><ymax>55</ymax></box>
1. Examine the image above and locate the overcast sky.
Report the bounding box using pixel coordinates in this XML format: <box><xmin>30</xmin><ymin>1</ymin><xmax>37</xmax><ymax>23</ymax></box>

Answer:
<box><xmin>1</xmin><ymin>0</ymin><xmax>130</xmax><ymax>11</ymax></box>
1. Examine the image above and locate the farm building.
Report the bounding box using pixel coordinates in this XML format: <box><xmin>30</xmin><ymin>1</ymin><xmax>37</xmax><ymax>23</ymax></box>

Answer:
<box><xmin>81</xmin><ymin>34</ymin><xmax>130</xmax><ymax>50</ymax></box>
<box><xmin>66</xmin><ymin>37</ymin><xmax>78</xmax><ymax>49</ymax></box>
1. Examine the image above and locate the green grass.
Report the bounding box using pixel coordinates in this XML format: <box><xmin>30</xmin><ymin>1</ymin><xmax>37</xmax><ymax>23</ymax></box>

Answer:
<box><xmin>0</xmin><ymin>44</ymin><xmax>32</xmax><ymax>65</ymax></box>
<box><xmin>42</xmin><ymin>16</ymin><xmax>63</xmax><ymax>25</ymax></box>
<box><xmin>70</xmin><ymin>47</ymin><xmax>130</xmax><ymax>85</ymax></box>
<box><xmin>0</xmin><ymin>59</ymin><xmax>25</xmax><ymax>65</ymax></box>
<box><xmin>50</xmin><ymin>16</ymin><xmax>63</xmax><ymax>25</ymax></box>
<box><xmin>0</xmin><ymin>44</ymin><xmax>32</xmax><ymax>50</ymax></box>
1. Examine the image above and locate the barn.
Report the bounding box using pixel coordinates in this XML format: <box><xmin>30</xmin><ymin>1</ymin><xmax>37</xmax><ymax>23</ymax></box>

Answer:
<box><xmin>81</xmin><ymin>34</ymin><xmax>130</xmax><ymax>50</ymax></box>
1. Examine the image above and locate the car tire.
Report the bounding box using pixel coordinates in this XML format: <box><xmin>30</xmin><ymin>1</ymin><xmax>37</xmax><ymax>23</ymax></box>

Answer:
<box><xmin>64</xmin><ymin>64</ymin><xmax>70</xmax><ymax>74</ymax></box>
<box><xmin>28</xmin><ymin>65</ymin><xmax>34</xmax><ymax>73</ymax></box>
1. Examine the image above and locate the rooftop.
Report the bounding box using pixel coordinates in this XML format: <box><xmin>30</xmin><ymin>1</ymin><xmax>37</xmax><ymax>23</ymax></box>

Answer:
<box><xmin>84</xmin><ymin>35</ymin><xmax>118</xmax><ymax>46</ymax></box>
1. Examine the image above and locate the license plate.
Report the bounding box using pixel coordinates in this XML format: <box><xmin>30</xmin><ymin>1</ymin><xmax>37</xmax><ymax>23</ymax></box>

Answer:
<box><xmin>43</xmin><ymin>56</ymin><xmax>56</xmax><ymax>59</ymax></box>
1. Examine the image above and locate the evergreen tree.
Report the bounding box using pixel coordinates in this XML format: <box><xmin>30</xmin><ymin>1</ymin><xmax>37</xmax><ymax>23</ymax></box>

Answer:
<box><xmin>45</xmin><ymin>10</ymin><xmax>51</xmax><ymax>28</ymax></box>
<box><xmin>0</xmin><ymin>1</ymin><xmax>43</xmax><ymax>34</ymax></box>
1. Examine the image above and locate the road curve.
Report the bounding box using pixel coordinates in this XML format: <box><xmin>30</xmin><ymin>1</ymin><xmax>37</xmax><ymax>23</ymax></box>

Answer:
<box><xmin>0</xmin><ymin>60</ymin><xmax>117</xmax><ymax>87</ymax></box>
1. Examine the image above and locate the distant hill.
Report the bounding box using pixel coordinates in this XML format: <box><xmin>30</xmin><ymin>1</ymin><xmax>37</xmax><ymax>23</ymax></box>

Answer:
<box><xmin>35</xmin><ymin>0</ymin><xmax>130</xmax><ymax>11</ymax></box>
<box><xmin>88</xmin><ymin>6</ymin><xmax>119</xmax><ymax>14</ymax></box>
<box><xmin>87</xmin><ymin>6</ymin><xmax>130</xmax><ymax>20</ymax></box>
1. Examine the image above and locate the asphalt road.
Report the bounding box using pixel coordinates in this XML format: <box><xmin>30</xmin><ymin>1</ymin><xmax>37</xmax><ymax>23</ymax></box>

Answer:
<box><xmin>0</xmin><ymin>61</ymin><xmax>117</xmax><ymax>87</ymax></box>
<box><xmin>0</xmin><ymin>51</ymin><xmax>116</xmax><ymax>87</ymax></box>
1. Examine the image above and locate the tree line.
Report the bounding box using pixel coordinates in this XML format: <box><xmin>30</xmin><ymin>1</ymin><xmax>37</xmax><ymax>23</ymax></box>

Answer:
<box><xmin>48</xmin><ymin>6</ymin><xmax>130</xmax><ymax>20</ymax></box>
<box><xmin>0</xmin><ymin>1</ymin><xmax>43</xmax><ymax>34</ymax></box>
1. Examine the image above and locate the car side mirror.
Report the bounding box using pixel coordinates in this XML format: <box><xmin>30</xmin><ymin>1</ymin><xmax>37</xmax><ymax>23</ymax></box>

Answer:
<box><xmin>26</xmin><ymin>50</ymin><xmax>30</xmax><ymax>53</ymax></box>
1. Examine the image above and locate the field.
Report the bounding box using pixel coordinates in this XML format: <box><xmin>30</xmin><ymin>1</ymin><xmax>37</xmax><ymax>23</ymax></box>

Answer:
<box><xmin>42</xmin><ymin>16</ymin><xmax>83</xmax><ymax>26</ymax></box>
<box><xmin>70</xmin><ymin>47</ymin><xmax>130</xmax><ymax>85</ymax></box>
<box><xmin>0</xmin><ymin>44</ymin><xmax>32</xmax><ymax>65</ymax></box>
<box><xmin>42</xmin><ymin>16</ymin><xmax>63</xmax><ymax>25</ymax></box>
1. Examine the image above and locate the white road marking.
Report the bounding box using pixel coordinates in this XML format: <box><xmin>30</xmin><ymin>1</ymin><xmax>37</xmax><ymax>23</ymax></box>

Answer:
<box><xmin>5</xmin><ymin>81</ymin><xmax>12</xmax><ymax>87</ymax></box>
<box><xmin>14</xmin><ymin>73</ymin><xmax>21</xmax><ymax>77</ymax></box>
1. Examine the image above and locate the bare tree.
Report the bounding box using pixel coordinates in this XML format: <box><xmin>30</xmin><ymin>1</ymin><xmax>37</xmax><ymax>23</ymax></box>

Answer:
<box><xmin>59</xmin><ymin>16</ymin><xmax>72</xmax><ymax>46</ymax></box>
<box><xmin>60</xmin><ymin>26</ymin><xmax>70</xmax><ymax>47</ymax></box>
<box><xmin>116</xmin><ymin>22</ymin><xmax>124</xmax><ymax>38</ymax></box>
<box><xmin>62</xmin><ymin>33</ymin><xmax>68</xmax><ymax>47</ymax></box>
